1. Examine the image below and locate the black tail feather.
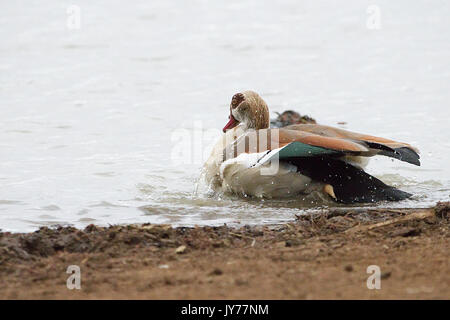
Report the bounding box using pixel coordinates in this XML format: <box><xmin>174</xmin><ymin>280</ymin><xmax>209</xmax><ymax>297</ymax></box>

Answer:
<box><xmin>287</xmin><ymin>157</ymin><xmax>412</xmax><ymax>204</ymax></box>
<box><xmin>364</xmin><ymin>142</ymin><xmax>420</xmax><ymax>166</ymax></box>
<box><xmin>379</xmin><ymin>147</ymin><xmax>421</xmax><ymax>166</ymax></box>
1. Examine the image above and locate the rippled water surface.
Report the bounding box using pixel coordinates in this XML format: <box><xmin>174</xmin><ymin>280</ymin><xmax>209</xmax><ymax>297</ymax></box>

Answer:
<box><xmin>1</xmin><ymin>1</ymin><xmax>449</xmax><ymax>232</ymax></box>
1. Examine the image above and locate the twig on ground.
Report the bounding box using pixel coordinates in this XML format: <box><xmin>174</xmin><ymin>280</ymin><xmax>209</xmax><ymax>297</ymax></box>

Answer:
<box><xmin>345</xmin><ymin>209</ymin><xmax>435</xmax><ymax>234</ymax></box>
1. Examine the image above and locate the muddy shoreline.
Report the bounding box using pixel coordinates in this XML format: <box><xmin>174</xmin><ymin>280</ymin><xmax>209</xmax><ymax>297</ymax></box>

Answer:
<box><xmin>0</xmin><ymin>202</ymin><xmax>448</xmax><ymax>299</ymax></box>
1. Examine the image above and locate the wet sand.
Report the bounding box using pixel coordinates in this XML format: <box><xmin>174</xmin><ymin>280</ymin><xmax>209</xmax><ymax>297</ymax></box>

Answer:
<box><xmin>0</xmin><ymin>202</ymin><xmax>448</xmax><ymax>299</ymax></box>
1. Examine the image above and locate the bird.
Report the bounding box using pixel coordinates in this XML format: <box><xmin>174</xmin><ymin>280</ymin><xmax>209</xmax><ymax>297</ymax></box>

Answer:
<box><xmin>203</xmin><ymin>90</ymin><xmax>420</xmax><ymax>203</ymax></box>
<box><xmin>270</xmin><ymin>110</ymin><xmax>317</xmax><ymax>128</ymax></box>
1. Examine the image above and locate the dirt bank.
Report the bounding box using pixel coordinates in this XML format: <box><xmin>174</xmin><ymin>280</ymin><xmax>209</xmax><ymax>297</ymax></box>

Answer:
<box><xmin>0</xmin><ymin>202</ymin><xmax>448</xmax><ymax>299</ymax></box>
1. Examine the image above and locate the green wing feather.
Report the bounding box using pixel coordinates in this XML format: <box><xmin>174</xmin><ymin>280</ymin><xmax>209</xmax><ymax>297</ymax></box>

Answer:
<box><xmin>278</xmin><ymin>141</ymin><xmax>341</xmax><ymax>158</ymax></box>
<box><xmin>260</xmin><ymin>141</ymin><xmax>342</xmax><ymax>165</ymax></box>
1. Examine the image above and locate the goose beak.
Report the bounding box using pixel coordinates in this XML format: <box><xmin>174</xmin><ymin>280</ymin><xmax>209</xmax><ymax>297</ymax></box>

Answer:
<box><xmin>223</xmin><ymin>115</ymin><xmax>238</xmax><ymax>132</ymax></box>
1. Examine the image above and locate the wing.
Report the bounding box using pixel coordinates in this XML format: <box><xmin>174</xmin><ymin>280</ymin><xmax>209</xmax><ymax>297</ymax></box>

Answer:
<box><xmin>223</xmin><ymin>125</ymin><xmax>420</xmax><ymax>166</ymax></box>
<box><xmin>284</xmin><ymin>124</ymin><xmax>420</xmax><ymax>166</ymax></box>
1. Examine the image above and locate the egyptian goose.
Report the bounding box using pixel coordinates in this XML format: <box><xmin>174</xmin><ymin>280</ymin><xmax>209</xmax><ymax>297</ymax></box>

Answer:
<box><xmin>270</xmin><ymin>110</ymin><xmax>317</xmax><ymax>127</ymax></box>
<box><xmin>203</xmin><ymin>91</ymin><xmax>420</xmax><ymax>203</ymax></box>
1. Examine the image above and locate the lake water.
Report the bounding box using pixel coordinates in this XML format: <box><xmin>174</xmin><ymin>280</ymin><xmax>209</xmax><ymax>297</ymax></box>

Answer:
<box><xmin>1</xmin><ymin>0</ymin><xmax>449</xmax><ymax>232</ymax></box>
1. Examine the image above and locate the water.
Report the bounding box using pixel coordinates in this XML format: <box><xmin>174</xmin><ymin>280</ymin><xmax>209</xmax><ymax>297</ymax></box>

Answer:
<box><xmin>1</xmin><ymin>1</ymin><xmax>449</xmax><ymax>232</ymax></box>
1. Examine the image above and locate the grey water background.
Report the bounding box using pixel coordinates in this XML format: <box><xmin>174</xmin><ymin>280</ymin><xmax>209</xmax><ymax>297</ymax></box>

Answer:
<box><xmin>0</xmin><ymin>1</ymin><xmax>449</xmax><ymax>232</ymax></box>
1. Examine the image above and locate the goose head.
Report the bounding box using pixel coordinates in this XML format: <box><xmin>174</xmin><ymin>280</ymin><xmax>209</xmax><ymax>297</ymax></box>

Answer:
<box><xmin>222</xmin><ymin>91</ymin><xmax>270</xmax><ymax>132</ymax></box>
